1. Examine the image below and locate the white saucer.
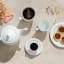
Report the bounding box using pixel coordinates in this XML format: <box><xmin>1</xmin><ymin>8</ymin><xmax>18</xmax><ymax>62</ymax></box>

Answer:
<box><xmin>50</xmin><ymin>22</ymin><xmax>64</xmax><ymax>48</ymax></box>
<box><xmin>25</xmin><ymin>38</ymin><xmax>43</xmax><ymax>56</ymax></box>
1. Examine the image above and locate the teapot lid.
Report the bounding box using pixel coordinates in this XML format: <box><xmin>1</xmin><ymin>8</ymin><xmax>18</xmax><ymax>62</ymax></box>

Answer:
<box><xmin>1</xmin><ymin>25</ymin><xmax>20</xmax><ymax>44</ymax></box>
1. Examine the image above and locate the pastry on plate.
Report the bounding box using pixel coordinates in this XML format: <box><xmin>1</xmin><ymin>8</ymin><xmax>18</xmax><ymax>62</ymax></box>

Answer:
<box><xmin>58</xmin><ymin>26</ymin><xmax>64</xmax><ymax>33</ymax></box>
<box><xmin>61</xmin><ymin>37</ymin><xmax>64</xmax><ymax>44</ymax></box>
<box><xmin>53</xmin><ymin>32</ymin><xmax>61</xmax><ymax>41</ymax></box>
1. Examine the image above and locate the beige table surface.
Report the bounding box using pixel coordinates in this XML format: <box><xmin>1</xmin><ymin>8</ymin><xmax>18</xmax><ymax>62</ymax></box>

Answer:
<box><xmin>0</xmin><ymin>0</ymin><xmax>64</xmax><ymax>64</ymax></box>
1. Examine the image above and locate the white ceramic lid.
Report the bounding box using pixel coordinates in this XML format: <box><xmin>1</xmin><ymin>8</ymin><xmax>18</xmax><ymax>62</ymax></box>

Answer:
<box><xmin>1</xmin><ymin>25</ymin><xmax>20</xmax><ymax>45</ymax></box>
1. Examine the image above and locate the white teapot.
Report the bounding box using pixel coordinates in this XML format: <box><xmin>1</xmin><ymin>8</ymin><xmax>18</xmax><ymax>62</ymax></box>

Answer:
<box><xmin>0</xmin><ymin>25</ymin><xmax>28</xmax><ymax>45</ymax></box>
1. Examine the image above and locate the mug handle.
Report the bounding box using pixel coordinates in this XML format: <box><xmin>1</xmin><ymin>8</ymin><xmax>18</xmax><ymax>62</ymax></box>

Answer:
<box><xmin>18</xmin><ymin>17</ymin><xmax>23</xmax><ymax>21</ymax></box>
<box><xmin>35</xmin><ymin>26</ymin><xmax>39</xmax><ymax>31</ymax></box>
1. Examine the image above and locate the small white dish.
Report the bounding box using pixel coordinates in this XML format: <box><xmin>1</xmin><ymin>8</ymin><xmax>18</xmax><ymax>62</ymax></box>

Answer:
<box><xmin>25</xmin><ymin>38</ymin><xmax>43</xmax><ymax>56</ymax></box>
<box><xmin>50</xmin><ymin>22</ymin><xmax>64</xmax><ymax>48</ymax></box>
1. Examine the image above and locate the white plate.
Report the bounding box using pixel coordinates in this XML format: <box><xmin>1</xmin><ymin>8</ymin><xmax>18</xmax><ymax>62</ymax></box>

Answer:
<box><xmin>50</xmin><ymin>22</ymin><xmax>64</xmax><ymax>48</ymax></box>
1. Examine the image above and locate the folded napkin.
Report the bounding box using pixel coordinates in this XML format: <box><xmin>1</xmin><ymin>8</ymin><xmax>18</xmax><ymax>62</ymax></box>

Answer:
<box><xmin>4</xmin><ymin>5</ymin><xmax>13</xmax><ymax>23</ymax></box>
<box><xmin>0</xmin><ymin>0</ymin><xmax>14</xmax><ymax>24</ymax></box>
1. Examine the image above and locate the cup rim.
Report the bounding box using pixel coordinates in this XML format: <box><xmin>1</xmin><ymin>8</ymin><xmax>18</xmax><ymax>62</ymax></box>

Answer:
<box><xmin>21</xmin><ymin>7</ymin><xmax>35</xmax><ymax>22</ymax></box>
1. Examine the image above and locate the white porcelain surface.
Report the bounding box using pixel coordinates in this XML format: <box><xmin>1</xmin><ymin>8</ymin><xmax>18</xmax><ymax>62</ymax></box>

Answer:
<box><xmin>50</xmin><ymin>22</ymin><xmax>64</xmax><ymax>48</ymax></box>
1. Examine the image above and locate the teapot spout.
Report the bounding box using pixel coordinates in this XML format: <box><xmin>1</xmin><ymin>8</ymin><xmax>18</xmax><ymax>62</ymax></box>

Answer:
<box><xmin>22</xmin><ymin>28</ymin><xmax>28</xmax><ymax>31</ymax></box>
<box><xmin>18</xmin><ymin>28</ymin><xmax>28</xmax><ymax>33</ymax></box>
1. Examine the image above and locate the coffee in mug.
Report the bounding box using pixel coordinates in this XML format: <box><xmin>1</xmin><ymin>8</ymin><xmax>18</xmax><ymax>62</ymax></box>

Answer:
<box><xmin>23</xmin><ymin>7</ymin><xmax>35</xmax><ymax>20</ymax></box>
<box><xmin>19</xmin><ymin>7</ymin><xmax>35</xmax><ymax>21</ymax></box>
<box><xmin>30</xmin><ymin>43</ymin><xmax>38</xmax><ymax>51</ymax></box>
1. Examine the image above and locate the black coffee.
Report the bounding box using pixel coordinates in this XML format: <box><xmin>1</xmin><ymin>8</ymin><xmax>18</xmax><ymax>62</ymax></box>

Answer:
<box><xmin>23</xmin><ymin>7</ymin><xmax>35</xmax><ymax>20</ymax></box>
<box><xmin>30</xmin><ymin>43</ymin><xmax>38</xmax><ymax>51</ymax></box>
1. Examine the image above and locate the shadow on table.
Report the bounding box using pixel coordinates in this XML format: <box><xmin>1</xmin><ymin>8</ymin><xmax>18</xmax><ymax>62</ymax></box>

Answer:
<box><xmin>25</xmin><ymin>49</ymin><xmax>38</xmax><ymax>59</ymax></box>
<box><xmin>0</xmin><ymin>41</ymin><xmax>20</xmax><ymax>63</ymax></box>
<box><xmin>17</xmin><ymin>19</ymin><xmax>33</xmax><ymax>35</ymax></box>
<box><xmin>49</xmin><ymin>34</ymin><xmax>64</xmax><ymax>49</ymax></box>
<box><xmin>33</xmin><ymin>30</ymin><xmax>47</xmax><ymax>41</ymax></box>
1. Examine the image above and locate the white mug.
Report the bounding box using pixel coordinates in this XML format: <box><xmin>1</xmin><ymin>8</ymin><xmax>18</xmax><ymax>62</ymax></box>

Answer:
<box><xmin>25</xmin><ymin>38</ymin><xmax>43</xmax><ymax>56</ymax></box>
<box><xmin>19</xmin><ymin>7</ymin><xmax>35</xmax><ymax>22</ymax></box>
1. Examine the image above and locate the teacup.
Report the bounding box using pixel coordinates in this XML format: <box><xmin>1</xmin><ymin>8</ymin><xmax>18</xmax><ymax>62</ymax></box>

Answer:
<box><xmin>25</xmin><ymin>38</ymin><xmax>43</xmax><ymax>56</ymax></box>
<box><xmin>36</xmin><ymin>20</ymin><xmax>49</xmax><ymax>32</ymax></box>
<box><xmin>19</xmin><ymin>7</ymin><xmax>35</xmax><ymax>22</ymax></box>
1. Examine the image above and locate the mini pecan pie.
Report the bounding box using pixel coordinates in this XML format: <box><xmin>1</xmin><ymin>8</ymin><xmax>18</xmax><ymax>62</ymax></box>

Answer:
<box><xmin>0</xmin><ymin>3</ymin><xmax>5</xmax><ymax>20</ymax></box>
<box><xmin>54</xmin><ymin>32</ymin><xmax>61</xmax><ymax>39</ymax></box>
<box><xmin>58</xmin><ymin>26</ymin><xmax>64</xmax><ymax>32</ymax></box>
<box><xmin>61</xmin><ymin>37</ymin><xmax>64</xmax><ymax>44</ymax></box>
